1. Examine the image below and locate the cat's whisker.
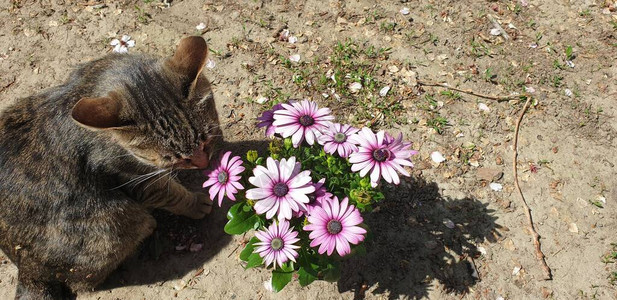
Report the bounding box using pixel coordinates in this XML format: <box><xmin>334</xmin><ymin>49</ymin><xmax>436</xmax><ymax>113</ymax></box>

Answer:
<box><xmin>142</xmin><ymin>170</ymin><xmax>173</xmax><ymax>191</ymax></box>
<box><xmin>109</xmin><ymin>169</ymin><xmax>166</xmax><ymax>190</ymax></box>
<box><xmin>205</xmin><ymin>120</ymin><xmax>251</xmax><ymax>133</ymax></box>
<box><xmin>166</xmin><ymin>167</ymin><xmax>177</xmax><ymax>196</ymax></box>
<box><xmin>129</xmin><ymin>169</ymin><xmax>169</xmax><ymax>191</ymax></box>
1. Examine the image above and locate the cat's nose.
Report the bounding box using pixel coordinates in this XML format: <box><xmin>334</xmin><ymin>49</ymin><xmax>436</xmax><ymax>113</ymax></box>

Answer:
<box><xmin>186</xmin><ymin>147</ymin><xmax>209</xmax><ymax>169</ymax></box>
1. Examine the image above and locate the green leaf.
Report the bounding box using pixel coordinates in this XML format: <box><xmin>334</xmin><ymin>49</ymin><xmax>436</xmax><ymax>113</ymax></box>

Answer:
<box><xmin>284</xmin><ymin>137</ymin><xmax>293</xmax><ymax>150</ymax></box>
<box><xmin>314</xmin><ymin>164</ymin><xmax>328</xmax><ymax>173</ymax></box>
<box><xmin>565</xmin><ymin>45</ymin><xmax>573</xmax><ymax>60</ymax></box>
<box><xmin>350</xmin><ymin>243</ymin><xmax>367</xmax><ymax>256</ymax></box>
<box><xmin>224</xmin><ymin>202</ymin><xmax>260</xmax><ymax>235</ymax></box>
<box><xmin>298</xmin><ymin>267</ymin><xmax>317</xmax><ymax>286</ymax></box>
<box><xmin>323</xmin><ymin>262</ymin><xmax>341</xmax><ymax>282</ymax></box>
<box><xmin>271</xmin><ymin>264</ymin><xmax>294</xmax><ymax>292</ymax></box>
<box><xmin>245</xmin><ymin>252</ymin><xmax>263</xmax><ymax>269</ymax></box>
<box><xmin>239</xmin><ymin>237</ymin><xmax>260</xmax><ymax>261</ymax></box>
<box><xmin>298</xmin><ymin>249</ymin><xmax>320</xmax><ymax>277</ymax></box>
<box><xmin>246</xmin><ymin>150</ymin><xmax>258</xmax><ymax>164</ymax></box>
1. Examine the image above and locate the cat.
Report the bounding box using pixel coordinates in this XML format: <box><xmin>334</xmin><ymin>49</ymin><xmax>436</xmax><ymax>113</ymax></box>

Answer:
<box><xmin>0</xmin><ymin>36</ymin><xmax>221</xmax><ymax>299</ymax></box>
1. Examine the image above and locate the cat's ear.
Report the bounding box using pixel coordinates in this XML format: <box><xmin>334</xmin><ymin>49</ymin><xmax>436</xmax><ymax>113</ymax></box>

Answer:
<box><xmin>71</xmin><ymin>94</ymin><xmax>124</xmax><ymax>130</ymax></box>
<box><xmin>165</xmin><ymin>36</ymin><xmax>209</xmax><ymax>83</ymax></box>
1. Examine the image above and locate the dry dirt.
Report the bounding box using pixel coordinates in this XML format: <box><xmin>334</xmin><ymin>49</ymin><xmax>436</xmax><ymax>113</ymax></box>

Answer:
<box><xmin>1</xmin><ymin>0</ymin><xmax>617</xmax><ymax>299</ymax></box>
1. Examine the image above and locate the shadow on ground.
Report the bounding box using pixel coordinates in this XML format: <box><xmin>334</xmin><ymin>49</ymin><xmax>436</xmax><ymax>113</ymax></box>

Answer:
<box><xmin>98</xmin><ymin>139</ymin><xmax>269</xmax><ymax>290</ymax></box>
<box><xmin>338</xmin><ymin>176</ymin><xmax>502</xmax><ymax>299</ymax></box>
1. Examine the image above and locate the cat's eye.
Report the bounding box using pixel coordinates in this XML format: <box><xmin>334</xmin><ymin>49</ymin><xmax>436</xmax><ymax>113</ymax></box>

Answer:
<box><xmin>198</xmin><ymin>133</ymin><xmax>207</xmax><ymax>141</ymax></box>
<box><xmin>174</xmin><ymin>153</ymin><xmax>182</xmax><ymax>159</ymax></box>
<box><xmin>163</xmin><ymin>155</ymin><xmax>172</xmax><ymax>161</ymax></box>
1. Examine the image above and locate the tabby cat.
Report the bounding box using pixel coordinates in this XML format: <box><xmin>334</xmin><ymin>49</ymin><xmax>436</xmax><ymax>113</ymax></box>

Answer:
<box><xmin>0</xmin><ymin>36</ymin><xmax>221</xmax><ymax>299</ymax></box>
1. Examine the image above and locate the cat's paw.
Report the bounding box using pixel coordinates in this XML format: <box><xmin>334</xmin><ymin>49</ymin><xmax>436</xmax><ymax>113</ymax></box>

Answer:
<box><xmin>182</xmin><ymin>192</ymin><xmax>213</xmax><ymax>219</ymax></box>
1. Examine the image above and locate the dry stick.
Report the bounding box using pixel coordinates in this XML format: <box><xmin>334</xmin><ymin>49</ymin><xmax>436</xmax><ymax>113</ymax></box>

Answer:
<box><xmin>513</xmin><ymin>96</ymin><xmax>552</xmax><ymax>280</ymax></box>
<box><xmin>417</xmin><ymin>80</ymin><xmax>528</xmax><ymax>101</ymax></box>
<box><xmin>0</xmin><ymin>77</ymin><xmax>16</xmax><ymax>93</ymax></box>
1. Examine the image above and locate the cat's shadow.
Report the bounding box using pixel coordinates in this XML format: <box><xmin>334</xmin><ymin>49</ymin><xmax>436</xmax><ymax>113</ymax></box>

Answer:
<box><xmin>97</xmin><ymin>140</ymin><xmax>269</xmax><ymax>290</ymax></box>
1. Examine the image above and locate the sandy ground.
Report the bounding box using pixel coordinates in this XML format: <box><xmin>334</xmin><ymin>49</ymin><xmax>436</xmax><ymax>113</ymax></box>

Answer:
<box><xmin>1</xmin><ymin>0</ymin><xmax>617</xmax><ymax>299</ymax></box>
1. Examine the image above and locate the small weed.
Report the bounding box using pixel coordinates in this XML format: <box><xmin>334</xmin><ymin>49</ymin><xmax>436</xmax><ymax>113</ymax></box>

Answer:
<box><xmin>420</xmin><ymin>94</ymin><xmax>439</xmax><ymax>111</ymax></box>
<box><xmin>261</xmin><ymin>80</ymin><xmax>291</xmax><ymax>107</ymax></box>
<box><xmin>513</xmin><ymin>4</ymin><xmax>522</xmax><ymax>14</ymax></box>
<box><xmin>565</xmin><ymin>45</ymin><xmax>574</xmax><ymax>60</ymax></box>
<box><xmin>279</xmin><ymin>55</ymin><xmax>292</xmax><ymax>68</ymax></box>
<box><xmin>483</xmin><ymin>68</ymin><xmax>497</xmax><ymax>83</ymax></box>
<box><xmin>427</xmin><ymin>116</ymin><xmax>448</xmax><ymax>134</ymax></box>
<box><xmin>333</xmin><ymin>39</ymin><xmax>358</xmax><ymax>65</ymax></box>
<box><xmin>602</xmin><ymin>243</ymin><xmax>617</xmax><ymax>263</ymax></box>
<box><xmin>230</xmin><ymin>37</ymin><xmax>242</xmax><ymax>47</ymax></box>
<box><xmin>440</xmin><ymin>90</ymin><xmax>461</xmax><ymax>100</ymax></box>
<box><xmin>365</xmin><ymin>10</ymin><xmax>384</xmax><ymax>24</ymax></box>
<box><xmin>552</xmin><ymin>75</ymin><xmax>564</xmax><ymax>87</ymax></box>
<box><xmin>579</xmin><ymin>9</ymin><xmax>591</xmax><ymax>17</ymax></box>
<box><xmin>59</xmin><ymin>14</ymin><xmax>70</xmax><ymax>25</ymax></box>
<box><xmin>610</xmin><ymin>20</ymin><xmax>617</xmax><ymax>30</ymax></box>
<box><xmin>535</xmin><ymin>32</ymin><xmax>543</xmax><ymax>43</ymax></box>
<box><xmin>429</xmin><ymin>33</ymin><xmax>439</xmax><ymax>45</ymax></box>
<box><xmin>134</xmin><ymin>5</ymin><xmax>151</xmax><ymax>24</ymax></box>
<box><xmin>553</xmin><ymin>59</ymin><xmax>564</xmax><ymax>70</ymax></box>
<box><xmin>380</xmin><ymin>21</ymin><xmax>397</xmax><ymax>32</ymax></box>
<box><xmin>470</xmin><ymin>39</ymin><xmax>490</xmax><ymax>57</ymax></box>
<box><xmin>258</xmin><ymin>19</ymin><xmax>270</xmax><ymax>28</ymax></box>
<box><xmin>209</xmin><ymin>48</ymin><xmax>223</xmax><ymax>57</ymax></box>
<box><xmin>460</xmin><ymin>147</ymin><xmax>476</xmax><ymax>165</ymax></box>
<box><xmin>364</xmin><ymin>45</ymin><xmax>391</xmax><ymax>59</ymax></box>
<box><xmin>589</xmin><ymin>200</ymin><xmax>604</xmax><ymax>208</ymax></box>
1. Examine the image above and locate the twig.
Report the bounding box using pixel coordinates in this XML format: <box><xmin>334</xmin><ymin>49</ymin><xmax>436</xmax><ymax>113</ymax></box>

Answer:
<box><xmin>227</xmin><ymin>243</ymin><xmax>242</xmax><ymax>258</ymax></box>
<box><xmin>0</xmin><ymin>77</ymin><xmax>16</xmax><ymax>93</ymax></box>
<box><xmin>417</xmin><ymin>80</ymin><xmax>527</xmax><ymax>101</ymax></box>
<box><xmin>468</xmin><ymin>256</ymin><xmax>481</xmax><ymax>282</ymax></box>
<box><xmin>227</xmin><ymin>233</ymin><xmax>247</xmax><ymax>258</ymax></box>
<box><xmin>513</xmin><ymin>96</ymin><xmax>552</xmax><ymax>280</ymax></box>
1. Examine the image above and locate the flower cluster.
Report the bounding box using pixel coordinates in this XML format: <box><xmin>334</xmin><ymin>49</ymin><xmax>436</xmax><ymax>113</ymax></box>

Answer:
<box><xmin>202</xmin><ymin>99</ymin><xmax>417</xmax><ymax>292</ymax></box>
<box><xmin>256</xmin><ymin>99</ymin><xmax>417</xmax><ymax>187</ymax></box>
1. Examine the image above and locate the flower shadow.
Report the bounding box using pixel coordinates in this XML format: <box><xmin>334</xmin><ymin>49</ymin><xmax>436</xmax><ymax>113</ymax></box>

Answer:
<box><xmin>337</xmin><ymin>176</ymin><xmax>502</xmax><ymax>299</ymax></box>
<box><xmin>97</xmin><ymin>139</ymin><xmax>270</xmax><ymax>290</ymax></box>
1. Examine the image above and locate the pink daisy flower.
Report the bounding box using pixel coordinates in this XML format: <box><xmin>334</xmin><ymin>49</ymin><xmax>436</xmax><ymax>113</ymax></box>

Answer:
<box><xmin>246</xmin><ymin>157</ymin><xmax>315</xmax><ymax>220</ymax></box>
<box><xmin>254</xmin><ymin>220</ymin><xmax>300</xmax><ymax>268</ymax></box>
<box><xmin>348</xmin><ymin>128</ymin><xmax>417</xmax><ymax>187</ymax></box>
<box><xmin>202</xmin><ymin>151</ymin><xmax>245</xmax><ymax>206</ymax></box>
<box><xmin>256</xmin><ymin>103</ymin><xmax>285</xmax><ymax>138</ymax></box>
<box><xmin>303</xmin><ymin>197</ymin><xmax>366</xmax><ymax>256</ymax></box>
<box><xmin>317</xmin><ymin>123</ymin><xmax>359</xmax><ymax>158</ymax></box>
<box><xmin>272</xmin><ymin>100</ymin><xmax>334</xmax><ymax>147</ymax></box>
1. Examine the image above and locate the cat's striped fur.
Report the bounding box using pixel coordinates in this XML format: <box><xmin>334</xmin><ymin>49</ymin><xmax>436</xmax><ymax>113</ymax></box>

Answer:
<box><xmin>0</xmin><ymin>36</ymin><xmax>220</xmax><ymax>299</ymax></box>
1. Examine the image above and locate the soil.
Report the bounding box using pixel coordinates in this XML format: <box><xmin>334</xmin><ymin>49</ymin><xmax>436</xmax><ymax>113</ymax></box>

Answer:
<box><xmin>1</xmin><ymin>0</ymin><xmax>616</xmax><ymax>299</ymax></box>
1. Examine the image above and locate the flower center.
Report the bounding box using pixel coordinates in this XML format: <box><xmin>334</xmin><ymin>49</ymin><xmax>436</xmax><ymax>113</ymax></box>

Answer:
<box><xmin>326</xmin><ymin>220</ymin><xmax>343</xmax><ymax>234</ymax></box>
<box><xmin>299</xmin><ymin>115</ymin><xmax>315</xmax><ymax>126</ymax></box>
<box><xmin>270</xmin><ymin>237</ymin><xmax>284</xmax><ymax>250</ymax></box>
<box><xmin>217</xmin><ymin>171</ymin><xmax>228</xmax><ymax>184</ymax></box>
<box><xmin>372</xmin><ymin>148</ymin><xmax>391</xmax><ymax>162</ymax></box>
<box><xmin>307</xmin><ymin>193</ymin><xmax>316</xmax><ymax>205</ymax></box>
<box><xmin>334</xmin><ymin>132</ymin><xmax>347</xmax><ymax>143</ymax></box>
<box><xmin>273</xmin><ymin>182</ymin><xmax>289</xmax><ymax>197</ymax></box>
